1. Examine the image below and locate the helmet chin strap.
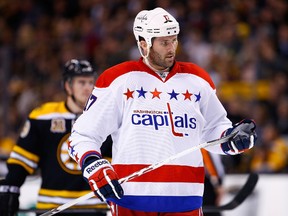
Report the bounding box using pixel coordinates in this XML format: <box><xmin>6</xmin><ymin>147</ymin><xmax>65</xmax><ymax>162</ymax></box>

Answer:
<box><xmin>143</xmin><ymin>56</ymin><xmax>156</xmax><ymax>72</ymax></box>
<box><xmin>137</xmin><ymin>41</ymin><xmax>149</xmax><ymax>59</ymax></box>
<box><xmin>143</xmin><ymin>57</ymin><xmax>169</xmax><ymax>80</ymax></box>
<box><xmin>138</xmin><ymin>42</ymin><xmax>169</xmax><ymax>73</ymax></box>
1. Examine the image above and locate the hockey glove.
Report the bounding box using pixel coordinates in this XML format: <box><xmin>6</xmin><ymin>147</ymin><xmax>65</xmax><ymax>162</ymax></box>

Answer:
<box><xmin>83</xmin><ymin>158</ymin><xmax>124</xmax><ymax>201</ymax></box>
<box><xmin>0</xmin><ymin>180</ymin><xmax>20</xmax><ymax>216</ymax></box>
<box><xmin>221</xmin><ymin>119</ymin><xmax>257</xmax><ymax>155</ymax></box>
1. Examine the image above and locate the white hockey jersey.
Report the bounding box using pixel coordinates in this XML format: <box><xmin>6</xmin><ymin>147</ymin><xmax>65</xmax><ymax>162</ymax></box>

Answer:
<box><xmin>69</xmin><ymin>58</ymin><xmax>232</xmax><ymax>212</ymax></box>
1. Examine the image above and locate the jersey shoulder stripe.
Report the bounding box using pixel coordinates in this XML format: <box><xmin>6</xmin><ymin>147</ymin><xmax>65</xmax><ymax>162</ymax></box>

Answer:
<box><xmin>175</xmin><ymin>61</ymin><xmax>215</xmax><ymax>89</ymax></box>
<box><xmin>29</xmin><ymin>101</ymin><xmax>72</xmax><ymax>119</ymax></box>
<box><xmin>96</xmin><ymin>60</ymin><xmax>143</xmax><ymax>88</ymax></box>
<box><xmin>95</xmin><ymin>58</ymin><xmax>215</xmax><ymax>89</ymax></box>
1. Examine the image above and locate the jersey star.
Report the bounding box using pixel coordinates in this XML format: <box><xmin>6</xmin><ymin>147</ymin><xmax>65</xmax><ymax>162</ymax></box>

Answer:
<box><xmin>124</xmin><ymin>88</ymin><xmax>134</xmax><ymax>100</ymax></box>
<box><xmin>67</xmin><ymin>140</ymin><xmax>72</xmax><ymax>149</ymax></box>
<box><xmin>194</xmin><ymin>92</ymin><xmax>201</xmax><ymax>102</ymax></box>
<box><xmin>136</xmin><ymin>87</ymin><xmax>147</xmax><ymax>98</ymax></box>
<box><xmin>168</xmin><ymin>89</ymin><xmax>179</xmax><ymax>100</ymax></box>
<box><xmin>182</xmin><ymin>90</ymin><xmax>193</xmax><ymax>100</ymax></box>
<box><xmin>69</xmin><ymin>145</ymin><xmax>75</xmax><ymax>156</ymax></box>
<box><xmin>150</xmin><ymin>88</ymin><xmax>162</xmax><ymax>99</ymax></box>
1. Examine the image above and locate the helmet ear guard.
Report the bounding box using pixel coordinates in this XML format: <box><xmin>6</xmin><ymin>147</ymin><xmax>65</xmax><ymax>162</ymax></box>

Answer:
<box><xmin>133</xmin><ymin>7</ymin><xmax>180</xmax><ymax>48</ymax></box>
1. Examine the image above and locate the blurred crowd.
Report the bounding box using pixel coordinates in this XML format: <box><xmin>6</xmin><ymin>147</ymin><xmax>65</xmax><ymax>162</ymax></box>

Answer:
<box><xmin>0</xmin><ymin>0</ymin><xmax>288</xmax><ymax>174</ymax></box>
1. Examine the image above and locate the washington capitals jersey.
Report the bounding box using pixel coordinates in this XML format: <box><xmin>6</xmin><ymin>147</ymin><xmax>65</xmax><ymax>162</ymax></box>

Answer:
<box><xmin>7</xmin><ymin>101</ymin><xmax>108</xmax><ymax>209</ymax></box>
<box><xmin>69</xmin><ymin>58</ymin><xmax>232</xmax><ymax>212</ymax></box>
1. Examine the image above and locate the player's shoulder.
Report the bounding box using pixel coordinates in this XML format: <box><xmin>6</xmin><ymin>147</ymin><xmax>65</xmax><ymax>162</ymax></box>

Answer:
<box><xmin>176</xmin><ymin>61</ymin><xmax>215</xmax><ymax>89</ymax></box>
<box><xmin>96</xmin><ymin>60</ymin><xmax>141</xmax><ymax>87</ymax></box>
<box><xmin>29</xmin><ymin>101</ymin><xmax>69</xmax><ymax>119</ymax></box>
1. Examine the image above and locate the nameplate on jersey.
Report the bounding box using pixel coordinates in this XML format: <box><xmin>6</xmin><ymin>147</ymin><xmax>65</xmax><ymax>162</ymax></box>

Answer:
<box><xmin>51</xmin><ymin>118</ymin><xmax>66</xmax><ymax>133</ymax></box>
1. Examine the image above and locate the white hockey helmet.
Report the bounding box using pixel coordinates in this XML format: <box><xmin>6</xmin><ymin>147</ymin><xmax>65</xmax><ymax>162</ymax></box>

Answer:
<box><xmin>133</xmin><ymin>7</ymin><xmax>180</xmax><ymax>48</ymax></box>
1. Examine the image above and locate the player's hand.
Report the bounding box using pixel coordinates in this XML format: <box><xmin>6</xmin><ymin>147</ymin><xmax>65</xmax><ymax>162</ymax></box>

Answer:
<box><xmin>0</xmin><ymin>180</ymin><xmax>20</xmax><ymax>216</ymax></box>
<box><xmin>221</xmin><ymin>119</ymin><xmax>257</xmax><ymax>155</ymax></box>
<box><xmin>83</xmin><ymin>158</ymin><xmax>124</xmax><ymax>201</ymax></box>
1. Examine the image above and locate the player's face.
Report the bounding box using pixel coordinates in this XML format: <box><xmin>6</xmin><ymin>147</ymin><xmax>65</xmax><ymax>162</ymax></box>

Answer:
<box><xmin>70</xmin><ymin>76</ymin><xmax>95</xmax><ymax>107</ymax></box>
<box><xmin>148</xmin><ymin>35</ymin><xmax>178</xmax><ymax>70</ymax></box>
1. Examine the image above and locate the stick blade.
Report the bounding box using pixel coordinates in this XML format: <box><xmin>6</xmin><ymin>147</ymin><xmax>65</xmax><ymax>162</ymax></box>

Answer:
<box><xmin>203</xmin><ymin>173</ymin><xmax>259</xmax><ymax>212</ymax></box>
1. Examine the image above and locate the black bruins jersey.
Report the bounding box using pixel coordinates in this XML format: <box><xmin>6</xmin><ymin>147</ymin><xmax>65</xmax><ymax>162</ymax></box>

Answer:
<box><xmin>7</xmin><ymin>101</ymin><xmax>111</xmax><ymax>210</ymax></box>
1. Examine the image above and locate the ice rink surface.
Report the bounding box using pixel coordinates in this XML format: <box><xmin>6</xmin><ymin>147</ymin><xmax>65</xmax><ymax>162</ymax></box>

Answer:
<box><xmin>19</xmin><ymin>174</ymin><xmax>288</xmax><ymax>216</ymax></box>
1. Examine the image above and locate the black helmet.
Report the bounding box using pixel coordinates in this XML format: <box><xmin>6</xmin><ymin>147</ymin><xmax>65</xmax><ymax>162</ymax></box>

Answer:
<box><xmin>63</xmin><ymin>59</ymin><xmax>96</xmax><ymax>82</ymax></box>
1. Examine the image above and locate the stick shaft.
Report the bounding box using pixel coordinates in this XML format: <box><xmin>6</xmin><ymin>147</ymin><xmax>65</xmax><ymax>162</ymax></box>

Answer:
<box><xmin>20</xmin><ymin>173</ymin><xmax>259</xmax><ymax>214</ymax></box>
<box><xmin>119</xmin><ymin>132</ymin><xmax>237</xmax><ymax>184</ymax></box>
<box><xmin>40</xmin><ymin>133</ymin><xmax>235</xmax><ymax>216</ymax></box>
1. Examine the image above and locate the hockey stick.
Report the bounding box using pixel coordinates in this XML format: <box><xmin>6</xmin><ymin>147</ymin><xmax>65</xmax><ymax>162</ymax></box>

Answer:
<box><xmin>19</xmin><ymin>172</ymin><xmax>258</xmax><ymax>214</ymax></box>
<box><xmin>39</xmin><ymin>132</ymin><xmax>237</xmax><ymax>216</ymax></box>
<box><xmin>203</xmin><ymin>172</ymin><xmax>259</xmax><ymax>212</ymax></box>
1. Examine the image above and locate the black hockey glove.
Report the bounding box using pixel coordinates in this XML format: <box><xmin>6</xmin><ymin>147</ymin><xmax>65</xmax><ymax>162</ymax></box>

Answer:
<box><xmin>221</xmin><ymin>119</ymin><xmax>257</xmax><ymax>155</ymax></box>
<box><xmin>0</xmin><ymin>179</ymin><xmax>20</xmax><ymax>216</ymax></box>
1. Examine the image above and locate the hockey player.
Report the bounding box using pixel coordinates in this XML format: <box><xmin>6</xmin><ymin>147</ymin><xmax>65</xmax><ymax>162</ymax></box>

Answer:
<box><xmin>0</xmin><ymin>59</ymin><xmax>108</xmax><ymax>216</ymax></box>
<box><xmin>68</xmin><ymin>7</ymin><xmax>257</xmax><ymax>216</ymax></box>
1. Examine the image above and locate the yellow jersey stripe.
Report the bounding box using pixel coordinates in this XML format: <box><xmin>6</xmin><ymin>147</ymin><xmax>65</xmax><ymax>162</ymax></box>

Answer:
<box><xmin>36</xmin><ymin>202</ymin><xmax>108</xmax><ymax>209</ymax></box>
<box><xmin>12</xmin><ymin>145</ymin><xmax>39</xmax><ymax>162</ymax></box>
<box><xmin>7</xmin><ymin>158</ymin><xmax>35</xmax><ymax>174</ymax></box>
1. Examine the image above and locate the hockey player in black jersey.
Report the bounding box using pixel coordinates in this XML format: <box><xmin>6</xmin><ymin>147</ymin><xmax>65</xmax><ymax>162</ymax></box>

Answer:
<box><xmin>0</xmin><ymin>59</ymin><xmax>110</xmax><ymax>216</ymax></box>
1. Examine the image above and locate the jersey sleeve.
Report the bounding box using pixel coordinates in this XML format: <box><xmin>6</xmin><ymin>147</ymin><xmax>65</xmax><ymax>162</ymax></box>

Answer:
<box><xmin>7</xmin><ymin>119</ymin><xmax>41</xmax><ymax>172</ymax></box>
<box><xmin>193</xmin><ymin>67</ymin><xmax>232</xmax><ymax>154</ymax></box>
<box><xmin>69</xmin><ymin>73</ymin><xmax>124</xmax><ymax>167</ymax></box>
<box><xmin>6</xmin><ymin>118</ymin><xmax>41</xmax><ymax>186</ymax></box>
<box><xmin>178</xmin><ymin>62</ymin><xmax>232</xmax><ymax>151</ymax></box>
